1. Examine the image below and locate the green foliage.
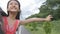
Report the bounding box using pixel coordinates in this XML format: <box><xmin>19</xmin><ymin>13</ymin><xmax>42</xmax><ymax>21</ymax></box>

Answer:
<box><xmin>26</xmin><ymin>0</ymin><xmax>60</xmax><ymax>34</ymax></box>
<box><xmin>43</xmin><ymin>22</ymin><xmax>53</xmax><ymax>34</ymax></box>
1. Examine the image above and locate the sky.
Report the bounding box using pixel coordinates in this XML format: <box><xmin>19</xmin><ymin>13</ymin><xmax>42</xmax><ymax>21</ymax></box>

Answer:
<box><xmin>0</xmin><ymin>0</ymin><xmax>46</xmax><ymax>20</ymax></box>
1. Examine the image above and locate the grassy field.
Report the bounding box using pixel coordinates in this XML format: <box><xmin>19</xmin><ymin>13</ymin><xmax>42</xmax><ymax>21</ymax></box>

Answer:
<box><xmin>25</xmin><ymin>20</ymin><xmax>60</xmax><ymax>34</ymax></box>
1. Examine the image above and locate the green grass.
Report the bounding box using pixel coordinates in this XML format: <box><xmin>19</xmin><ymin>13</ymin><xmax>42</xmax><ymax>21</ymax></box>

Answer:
<box><xmin>24</xmin><ymin>20</ymin><xmax>60</xmax><ymax>34</ymax></box>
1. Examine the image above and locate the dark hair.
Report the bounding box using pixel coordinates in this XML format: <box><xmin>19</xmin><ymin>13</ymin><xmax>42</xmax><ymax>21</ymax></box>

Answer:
<box><xmin>7</xmin><ymin>0</ymin><xmax>21</xmax><ymax>20</ymax></box>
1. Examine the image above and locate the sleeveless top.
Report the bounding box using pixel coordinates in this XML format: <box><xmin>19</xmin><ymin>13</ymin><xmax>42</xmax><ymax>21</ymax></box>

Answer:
<box><xmin>2</xmin><ymin>16</ymin><xmax>19</xmax><ymax>34</ymax></box>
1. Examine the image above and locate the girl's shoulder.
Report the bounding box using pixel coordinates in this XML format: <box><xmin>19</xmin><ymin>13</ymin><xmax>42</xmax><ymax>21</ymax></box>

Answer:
<box><xmin>2</xmin><ymin>16</ymin><xmax>7</xmax><ymax>20</ymax></box>
<box><xmin>2</xmin><ymin>16</ymin><xmax>7</xmax><ymax>18</ymax></box>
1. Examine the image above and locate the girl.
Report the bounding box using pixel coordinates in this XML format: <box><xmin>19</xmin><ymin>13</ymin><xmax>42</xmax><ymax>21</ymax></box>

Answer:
<box><xmin>2</xmin><ymin>0</ymin><xmax>53</xmax><ymax>34</ymax></box>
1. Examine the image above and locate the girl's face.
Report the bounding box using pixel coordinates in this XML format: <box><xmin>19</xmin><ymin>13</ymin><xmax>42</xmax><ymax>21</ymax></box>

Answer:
<box><xmin>7</xmin><ymin>0</ymin><xmax>20</xmax><ymax>13</ymax></box>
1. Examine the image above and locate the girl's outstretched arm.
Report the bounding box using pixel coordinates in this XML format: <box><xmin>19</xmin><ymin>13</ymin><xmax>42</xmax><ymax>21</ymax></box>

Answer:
<box><xmin>20</xmin><ymin>15</ymin><xmax>53</xmax><ymax>25</ymax></box>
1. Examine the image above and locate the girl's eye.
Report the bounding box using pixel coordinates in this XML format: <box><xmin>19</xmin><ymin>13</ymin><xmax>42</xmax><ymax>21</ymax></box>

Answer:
<box><xmin>15</xmin><ymin>3</ymin><xmax>18</xmax><ymax>5</ymax></box>
<box><xmin>9</xmin><ymin>3</ymin><xmax>13</xmax><ymax>5</ymax></box>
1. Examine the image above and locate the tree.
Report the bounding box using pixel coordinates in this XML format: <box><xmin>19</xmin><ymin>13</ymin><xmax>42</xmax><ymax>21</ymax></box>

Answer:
<box><xmin>26</xmin><ymin>0</ymin><xmax>60</xmax><ymax>34</ymax></box>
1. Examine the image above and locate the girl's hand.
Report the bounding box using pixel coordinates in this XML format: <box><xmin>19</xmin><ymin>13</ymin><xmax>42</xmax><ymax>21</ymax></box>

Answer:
<box><xmin>46</xmin><ymin>15</ymin><xmax>53</xmax><ymax>21</ymax></box>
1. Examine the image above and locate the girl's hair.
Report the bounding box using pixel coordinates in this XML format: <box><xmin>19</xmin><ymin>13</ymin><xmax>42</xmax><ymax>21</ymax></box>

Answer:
<box><xmin>7</xmin><ymin>0</ymin><xmax>21</xmax><ymax>20</ymax></box>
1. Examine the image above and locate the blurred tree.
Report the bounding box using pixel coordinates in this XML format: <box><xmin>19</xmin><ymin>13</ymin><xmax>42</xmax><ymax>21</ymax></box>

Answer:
<box><xmin>26</xmin><ymin>0</ymin><xmax>60</xmax><ymax>34</ymax></box>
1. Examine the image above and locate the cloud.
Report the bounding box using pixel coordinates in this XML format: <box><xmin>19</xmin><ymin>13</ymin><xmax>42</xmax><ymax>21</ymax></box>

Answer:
<box><xmin>20</xmin><ymin>0</ymin><xmax>46</xmax><ymax>19</ymax></box>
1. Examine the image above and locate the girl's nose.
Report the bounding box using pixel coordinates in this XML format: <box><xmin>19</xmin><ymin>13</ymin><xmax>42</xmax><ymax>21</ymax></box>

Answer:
<box><xmin>12</xmin><ymin>4</ymin><xmax>15</xmax><ymax>7</ymax></box>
